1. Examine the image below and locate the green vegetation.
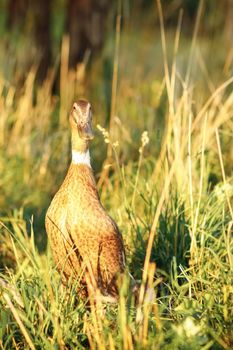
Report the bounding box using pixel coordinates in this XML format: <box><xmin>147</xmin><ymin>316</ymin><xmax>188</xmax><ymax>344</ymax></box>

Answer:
<box><xmin>1</xmin><ymin>1</ymin><xmax>233</xmax><ymax>349</ymax></box>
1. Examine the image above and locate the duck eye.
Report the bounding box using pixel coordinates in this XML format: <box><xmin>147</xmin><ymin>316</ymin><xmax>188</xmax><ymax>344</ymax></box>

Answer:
<box><xmin>73</xmin><ymin>102</ymin><xmax>79</xmax><ymax>111</ymax></box>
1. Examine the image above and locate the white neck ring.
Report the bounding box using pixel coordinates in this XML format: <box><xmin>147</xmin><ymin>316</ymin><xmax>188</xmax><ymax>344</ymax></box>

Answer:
<box><xmin>72</xmin><ymin>150</ymin><xmax>91</xmax><ymax>166</ymax></box>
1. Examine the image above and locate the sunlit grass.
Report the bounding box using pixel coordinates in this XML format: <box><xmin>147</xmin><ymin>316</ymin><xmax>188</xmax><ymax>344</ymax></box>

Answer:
<box><xmin>0</xmin><ymin>176</ymin><xmax>232</xmax><ymax>348</ymax></box>
<box><xmin>1</xmin><ymin>3</ymin><xmax>233</xmax><ymax>349</ymax></box>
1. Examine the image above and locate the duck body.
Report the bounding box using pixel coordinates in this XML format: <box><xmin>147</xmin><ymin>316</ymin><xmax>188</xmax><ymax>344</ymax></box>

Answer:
<box><xmin>45</xmin><ymin>100</ymin><xmax>125</xmax><ymax>299</ymax></box>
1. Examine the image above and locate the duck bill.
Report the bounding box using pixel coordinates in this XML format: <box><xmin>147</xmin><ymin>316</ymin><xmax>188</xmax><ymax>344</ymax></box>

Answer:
<box><xmin>78</xmin><ymin>123</ymin><xmax>94</xmax><ymax>140</ymax></box>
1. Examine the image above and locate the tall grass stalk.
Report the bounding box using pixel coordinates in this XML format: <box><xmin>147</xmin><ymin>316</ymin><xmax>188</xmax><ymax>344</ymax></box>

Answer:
<box><xmin>98</xmin><ymin>9</ymin><xmax>122</xmax><ymax>190</ymax></box>
<box><xmin>1</xmin><ymin>2</ymin><xmax>233</xmax><ymax>348</ymax></box>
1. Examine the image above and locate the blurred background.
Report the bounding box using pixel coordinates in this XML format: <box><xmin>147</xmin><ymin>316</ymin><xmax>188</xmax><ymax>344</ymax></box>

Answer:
<box><xmin>0</xmin><ymin>0</ymin><xmax>233</xmax><ymax>82</ymax></box>
<box><xmin>0</xmin><ymin>0</ymin><xmax>233</xmax><ymax>247</ymax></box>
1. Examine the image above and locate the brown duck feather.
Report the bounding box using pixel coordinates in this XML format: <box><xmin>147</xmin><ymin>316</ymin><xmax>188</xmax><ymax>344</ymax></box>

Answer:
<box><xmin>45</xmin><ymin>100</ymin><xmax>125</xmax><ymax>299</ymax></box>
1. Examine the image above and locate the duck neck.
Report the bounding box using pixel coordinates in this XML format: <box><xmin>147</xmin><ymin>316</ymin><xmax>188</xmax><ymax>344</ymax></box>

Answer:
<box><xmin>71</xmin><ymin>131</ymin><xmax>91</xmax><ymax>167</ymax></box>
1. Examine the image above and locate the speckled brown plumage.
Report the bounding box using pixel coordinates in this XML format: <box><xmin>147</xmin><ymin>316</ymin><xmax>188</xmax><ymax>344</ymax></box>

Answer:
<box><xmin>45</xmin><ymin>99</ymin><xmax>125</xmax><ymax>299</ymax></box>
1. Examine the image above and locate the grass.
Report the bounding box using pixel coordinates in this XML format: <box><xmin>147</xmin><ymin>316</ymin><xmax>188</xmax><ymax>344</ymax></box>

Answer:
<box><xmin>1</xmin><ymin>3</ymin><xmax>233</xmax><ymax>349</ymax></box>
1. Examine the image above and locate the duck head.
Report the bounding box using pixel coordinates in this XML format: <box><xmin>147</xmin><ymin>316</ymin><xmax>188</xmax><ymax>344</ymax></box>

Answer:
<box><xmin>70</xmin><ymin>99</ymin><xmax>94</xmax><ymax>154</ymax></box>
<box><xmin>70</xmin><ymin>99</ymin><xmax>94</xmax><ymax>141</ymax></box>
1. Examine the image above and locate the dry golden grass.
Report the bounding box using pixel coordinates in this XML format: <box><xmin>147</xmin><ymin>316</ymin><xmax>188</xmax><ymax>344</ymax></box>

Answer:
<box><xmin>0</xmin><ymin>2</ymin><xmax>233</xmax><ymax>348</ymax></box>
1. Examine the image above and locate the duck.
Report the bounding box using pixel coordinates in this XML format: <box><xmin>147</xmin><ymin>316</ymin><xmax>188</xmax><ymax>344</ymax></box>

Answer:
<box><xmin>45</xmin><ymin>99</ymin><xmax>125</xmax><ymax>300</ymax></box>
